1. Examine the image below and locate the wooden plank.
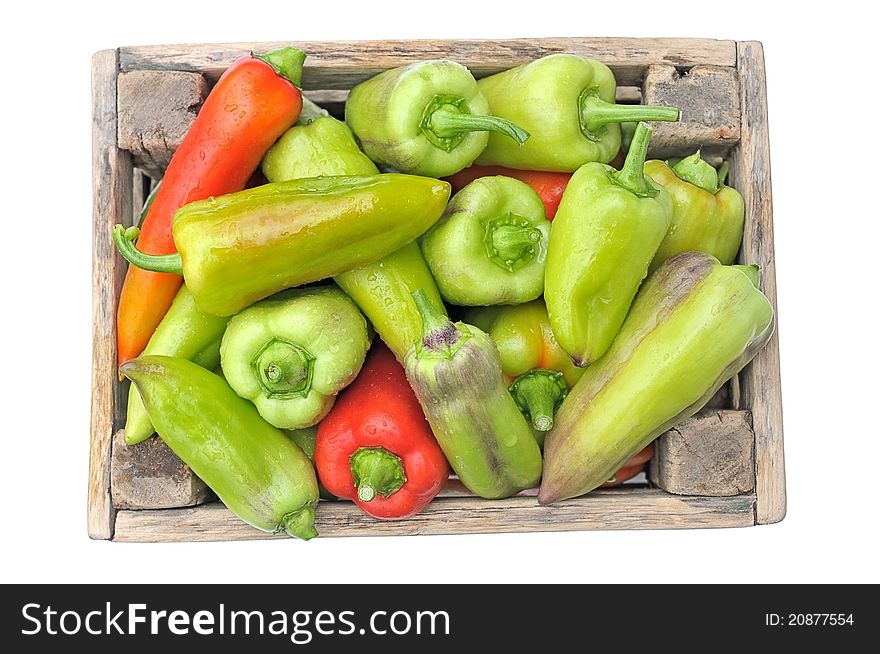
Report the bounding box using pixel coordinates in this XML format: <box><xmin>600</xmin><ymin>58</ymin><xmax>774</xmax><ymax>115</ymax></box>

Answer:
<box><xmin>730</xmin><ymin>42</ymin><xmax>785</xmax><ymax>524</ymax></box>
<box><xmin>113</xmin><ymin>490</ymin><xmax>755</xmax><ymax>542</ymax></box>
<box><xmin>119</xmin><ymin>38</ymin><xmax>736</xmax><ymax>88</ymax></box>
<box><xmin>90</xmin><ymin>49</ymin><xmax>132</xmax><ymax>540</ymax></box>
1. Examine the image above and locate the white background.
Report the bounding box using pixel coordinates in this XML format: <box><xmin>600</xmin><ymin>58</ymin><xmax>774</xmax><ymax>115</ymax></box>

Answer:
<box><xmin>1</xmin><ymin>0</ymin><xmax>877</xmax><ymax>584</ymax></box>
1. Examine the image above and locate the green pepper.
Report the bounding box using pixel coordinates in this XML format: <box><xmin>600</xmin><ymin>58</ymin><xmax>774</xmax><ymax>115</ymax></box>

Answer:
<box><xmin>465</xmin><ymin>300</ymin><xmax>584</xmax><ymax>442</ymax></box>
<box><xmin>121</xmin><ymin>356</ymin><xmax>320</xmax><ymax>539</ymax></box>
<box><xmin>123</xmin><ymin>285</ymin><xmax>229</xmax><ymax>445</ymax></box>
<box><xmin>538</xmin><ymin>252</ymin><xmax>775</xmax><ymax>504</ymax></box>
<box><xmin>220</xmin><ymin>287</ymin><xmax>371</xmax><ymax>430</ymax></box>
<box><xmin>345</xmin><ymin>60</ymin><xmax>530</xmax><ymax>178</ymax></box>
<box><xmin>644</xmin><ymin>151</ymin><xmax>745</xmax><ymax>272</ymax></box>
<box><xmin>404</xmin><ymin>290</ymin><xmax>543</xmax><ymax>499</ymax></box>
<box><xmin>476</xmin><ymin>54</ymin><xmax>680</xmax><ymax>172</ymax></box>
<box><xmin>421</xmin><ymin>176</ymin><xmax>551</xmax><ymax>306</ymax></box>
<box><xmin>545</xmin><ymin>122</ymin><xmax>672</xmax><ymax>366</ymax></box>
<box><xmin>285</xmin><ymin>426</ymin><xmax>337</xmax><ymax>500</ymax></box>
<box><xmin>261</xmin><ymin>97</ymin><xmax>379</xmax><ymax>181</ymax></box>
<box><xmin>112</xmin><ymin>174</ymin><xmax>451</xmax><ymax>317</ymax></box>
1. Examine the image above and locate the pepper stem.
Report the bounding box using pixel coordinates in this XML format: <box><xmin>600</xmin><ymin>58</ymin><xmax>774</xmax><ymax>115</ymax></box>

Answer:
<box><xmin>350</xmin><ymin>447</ymin><xmax>407</xmax><ymax>502</ymax></box>
<box><xmin>672</xmin><ymin>150</ymin><xmax>720</xmax><ymax>194</ymax></box>
<box><xmin>429</xmin><ymin>106</ymin><xmax>530</xmax><ymax>145</ymax></box>
<box><xmin>280</xmin><ymin>502</ymin><xmax>318</xmax><ymax>541</ymax></box>
<box><xmin>251</xmin><ymin>338</ymin><xmax>315</xmax><ymax>399</ymax></box>
<box><xmin>509</xmin><ymin>370</ymin><xmax>568</xmax><ymax>433</ymax></box>
<box><xmin>734</xmin><ymin>264</ymin><xmax>761</xmax><ymax>288</ymax></box>
<box><xmin>253</xmin><ymin>47</ymin><xmax>306</xmax><ymax>86</ymax></box>
<box><xmin>717</xmin><ymin>161</ymin><xmax>730</xmax><ymax>186</ymax></box>
<box><xmin>610</xmin><ymin>122</ymin><xmax>658</xmax><ymax>198</ymax></box>
<box><xmin>112</xmin><ymin>225</ymin><xmax>183</xmax><ymax>275</ymax></box>
<box><xmin>579</xmin><ymin>91</ymin><xmax>679</xmax><ymax>141</ymax></box>
<box><xmin>412</xmin><ymin>289</ymin><xmax>463</xmax><ymax>357</ymax></box>
<box><xmin>484</xmin><ymin>214</ymin><xmax>543</xmax><ymax>272</ymax></box>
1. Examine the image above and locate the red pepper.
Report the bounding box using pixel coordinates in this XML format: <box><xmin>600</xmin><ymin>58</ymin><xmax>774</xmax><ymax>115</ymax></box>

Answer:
<box><xmin>315</xmin><ymin>343</ymin><xmax>450</xmax><ymax>519</ymax></box>
<box><xmin>116</xmin><ymin>47</ymin><xmax>306</xmax><ymax>365</ymax></box>
<box><xmin>445</xmin><ymin>165</ymin><xmax>572</xmax><ymax>220</ymax></box>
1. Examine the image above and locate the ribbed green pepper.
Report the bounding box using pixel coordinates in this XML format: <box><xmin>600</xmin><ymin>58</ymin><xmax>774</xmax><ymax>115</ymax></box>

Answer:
<box><xmin>545</xmin><ymin>122</ymin><xmax>672</xmax><ymax>366</ymax></box>
<box><xmin>538</xmin><ymin>252</ymin><xmax>774</xmax><ymax>504</ymax></box>
<box><xmin>644</xmin><ymin>152</ymin><xmax>745</xmax><ymax>273</ymax></box>
<box><xmin>345</xmin><ymin>60</ymin><xmax>530</xmax><ymax>178</ymax></box>
<box><xmin>112</xmin><ymin>174</ymin><xmax>451</xmax><ymax>317</ymax></box>
<box><xmin>121</xmin><ymin>356</ymin><xmax>320</xmax><ymax>539</ymax></box>
<box><xmin>476</xmin><ymin>54</ymin><xmax>679</xmax><ymax>171</ymax></box>
<box><xmin>465</xmin><ymin>300</ymin><xmax>583</xmax><ymax>442</ymax></box>
<box><xmin>404</xmin><ymin>290</ymin><xmax>543</xmax><ymax>499</ymax></box>
<box><xmin>220</xmin><ymin>287</ymin><xmax>371</xmax><ymax>430</ymax></box>
<box><xmin>421</xmin><ymin>176</ymin><xmax>551</xmax><ymax>306</ymax></box>
<box><xmin>123</xmin><ymin>285</ymin><xmax>229</xmax><ymax>445</ymax></box>
<box><xmin>261</xmin><ymin>97</ymin><xmax>379</xmax><ymax>181</ymax></box>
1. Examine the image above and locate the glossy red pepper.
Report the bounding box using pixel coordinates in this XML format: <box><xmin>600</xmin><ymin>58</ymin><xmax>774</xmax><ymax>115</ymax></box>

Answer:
<box><xmin>116</xmin><ymin>47</ymin><xmax>305</xmax><ymax>365</ymax></box>
<box><xmin>314</xmin><ymin>343</ymin><xmax>450</xmax><ymax>519</ymax></box>
<box><xmin>446</xmin><ymin>165</ymin><xmax>572</xmax><ymax>220</ymax></box>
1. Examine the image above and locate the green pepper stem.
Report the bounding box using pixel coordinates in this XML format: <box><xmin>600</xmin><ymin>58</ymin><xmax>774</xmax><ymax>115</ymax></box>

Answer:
<box><xmin>485</xmin><ymin>221</ymin><xmax>542</xmax><ymax>272</ymax></box>
<box><xmin>579</xmin><ymin>92</ymin><xmax>679</xmax><ymax>140</ymax></box>
<box><xmin>112</xmin><ymin>225</ymin><xmax>183</xmax><ymax>275</ymax></box>
<box><xmin>251</xmin><ymin>338</ymin><xmax>315</xmax><ymax>399</ymax></box>
<box><xmin>350</xmin><ymin>447</ymin><xmax>407</xmax><ymax>502</ymax></box>
<box><xmin>509</xmin><ymin>370</ymin><xmax>568</xmax><ymax>432</ymax></box>
<box><xmin>734</xmin><ymin>264</ymin><xmax>761</xmax><ymax>288</ymax></box>
<box><xmin>717</xmin><ymin>161</ymin><xmax>730</xmax><ymax>186</ymax></box>
<box><xmin>429</xmin><ymin>106</ymin><xmax>530</xmax><ymax>146</ymax></box>
<box><xmin>672</xmin><ymin>150</ymin><xmax>720</xmax><ymax>194</ymax></box>
<box><xmin>411</xmin><ymin>289</ymin><xmax>462</xmax><ymax>356</ymax></box>
<box><xmin>280</xmin><ymin>502</ymin><xmax>318</xmax><ymax>541</ymax></box>
<box><xmin>253</xmin><ymin>47</ymin><xmax>306</xmax><ymax>87</ymax></box>
<box><xmin>611</xmin><ymin>122</ymin><xmax>658</xmax><ymax>198</ymax></box>
<box><xmin>297</xmin><ymin>96</ymin><xmax>329</xmax><ymax>125</ymax></box>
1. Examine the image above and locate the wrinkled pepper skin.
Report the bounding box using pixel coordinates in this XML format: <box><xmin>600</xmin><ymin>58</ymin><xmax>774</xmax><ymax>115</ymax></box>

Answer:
<box><xmin>220</xmin><ymin>287</ymin><xmax>371</xmax><ymax>430</ymax></box>
<box><xmin>262</xmin><ymin>97</ymin><xmax>379</xmax><ymax>181</ymax></box>
<box><xmin>445</xmin><ymin>165</ymin><xmax>572</xmax><ymax>220</ymax></box>
<box><xmin>121</xmin><ymin>356</ymin><xmax>320</xmax><ymax>539</ymax></box>
<box><xmin>335</xmin><ymin>244</ymin><xmax>445</xmax><ymax>363</ymax></box>
<box><xmin>116</xmin><ymin>47</ymin><xmax>305</xmax><ymax>365</ymax></box>
<box><xmin>466</xmin><ymin>300</ymin><xmax>584</xmax><ymax>442</ymax></box>
<box><xmin>113</xmin><ymin>175</ymin><xmax>451</xmax><ymax>317</ymax></box>
<box><xmin>346</xmin><ymin>60</ymin><xmax>529</xmax><ymax>178</ymax></box>
<box><xmin>538</xmin><ymin>253</ymin><xmax>775</xmax><ymax>504</ymax></box>
<box><xmin>315</xmin><ymin>343</ymin><xmax>450</xmax><ymax>519</ymax></box>
<box><xmin>545</xmin><ymin>123</ymin><xmax>672</xmax><ymax>366</ymax></box>
<box><xmin>404</xmin><ymin>291</ymin><xmax>543</xmax><ymax>499</ymax></box>
<box><xmin>476</xmin><ymin>54</ymin><xmax>679</xmax><ymax>172</ymax></box>
<box><xmin>422</xmin><ymin>176</ymin><xmax>551</xmax><ymax>305</ymax></box>
<box><xmin>124</xmin><ymin>285</ymin><xmax>229</xmax><ymax>445</ymax></box>
<box><xmin>644</xmin><ymin>153</ymin><xmax>745</xmax><ymax>272</ymax></box>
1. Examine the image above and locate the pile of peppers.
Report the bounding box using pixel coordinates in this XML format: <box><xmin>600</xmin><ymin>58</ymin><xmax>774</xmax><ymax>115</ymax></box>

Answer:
<box><xmin>113</xmin><ymin>46</ymin><xmax>773</xmax><ymax>540</ymax></box>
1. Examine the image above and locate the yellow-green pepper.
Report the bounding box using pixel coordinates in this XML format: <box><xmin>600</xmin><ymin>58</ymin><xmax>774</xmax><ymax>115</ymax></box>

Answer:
<box><xmin>545</xmin><ymin>122</ymin><xmax>672</xmax><ymax>366</ymax></box>
<box><xmin>476</xmin><ymin>54</ymin><xmax>679</xmax><ymax>172</ymax></box>
<box><xmin>644</xmin><ymin>151</ymin><xmax>745</xmax><ymax>272</ymax></box>
<box><xmin>112</xmin><ymin>174</ymin><xmax>451</xmax><ymax>317</ymax></box>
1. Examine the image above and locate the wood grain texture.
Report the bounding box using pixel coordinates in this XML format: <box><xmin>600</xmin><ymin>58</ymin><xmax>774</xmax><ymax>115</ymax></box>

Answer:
<box><xmin>113</xmin><ymin>489</ymin><xmax>756</xmax><ymax>542</ymax></box>
<box><xmin>118</xmin><ymin>38</ymin><xmax>736</xmax><ymax>88</ymax></box>
<box><xmin>90</xmin><ymin>49</ymin><xmax>132</xmax><ymax>540</ymax></box>
<box><xmin>730</xmin><ymin>42</ymin><xmax>786</xmax><ymax>524</ymax></box>
<box><xmin>649</xmin><ymin>410</ymin><xmax>755</xmax><ymax>496</ymax></box>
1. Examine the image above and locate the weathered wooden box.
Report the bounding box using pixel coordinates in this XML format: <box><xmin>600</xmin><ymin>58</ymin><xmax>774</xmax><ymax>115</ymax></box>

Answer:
<box><xmin>91</xmin><ymin>38</ymin><xmax>784</xmax><ymax>541</ymax></box>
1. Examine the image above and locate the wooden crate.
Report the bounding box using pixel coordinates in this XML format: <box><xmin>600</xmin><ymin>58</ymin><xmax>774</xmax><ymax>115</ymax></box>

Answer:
<box><xmin>91</xmin><ymin>38</ymin><xmax>784</xmax><ymax>542</ymax></box>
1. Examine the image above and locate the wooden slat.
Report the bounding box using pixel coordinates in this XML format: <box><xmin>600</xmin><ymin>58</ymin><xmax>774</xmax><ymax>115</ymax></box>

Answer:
<box><xmin>730</xmin><ymin>42</ymin><xmax>785</xmax><ymax>524</ymax></box>
<box><xmin>119</xmin><ymin>38</ymin><xmax>736</xmax><ymax>88</ymax></box>
<box><xmin>113</xmin><ymin>490</ymin><xmax>755</xmax><ymax>542</ymax></box>
<box><xmin>90</xmin><ymin>49</ymin><xmax>132</xmax><ymax>539</ymax></box>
